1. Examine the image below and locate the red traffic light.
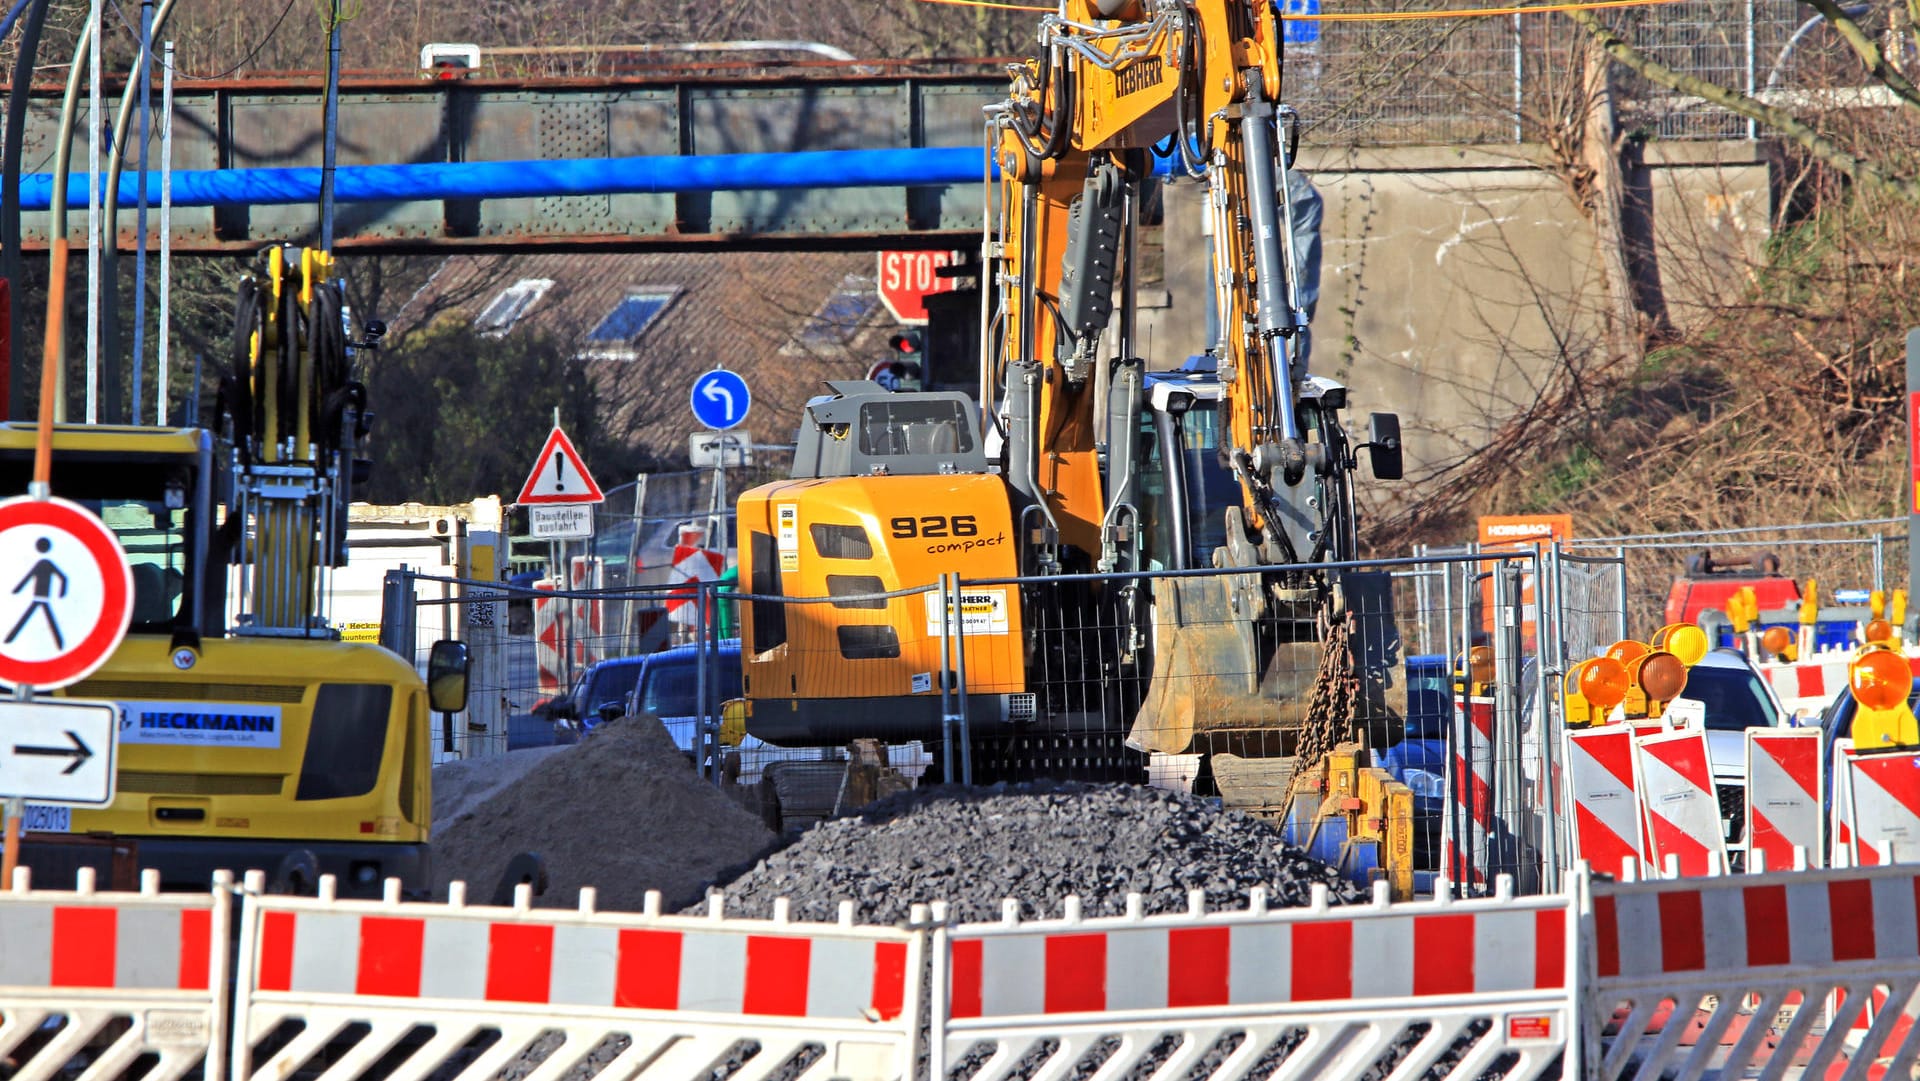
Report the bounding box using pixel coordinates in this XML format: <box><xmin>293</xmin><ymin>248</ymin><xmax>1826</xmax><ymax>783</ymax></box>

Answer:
<box><xmin>887</xmin><ymin>331</ymin><xmax>923</xmax><ymax>354</ymax></box>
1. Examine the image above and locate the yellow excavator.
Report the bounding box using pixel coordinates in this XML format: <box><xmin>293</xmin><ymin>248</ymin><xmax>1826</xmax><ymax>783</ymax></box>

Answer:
<box><xmin>1</xmin><ymin>246</ymin><xmax>468</xmax><ymax>896</ymax></box>
<box><xmin>734</xmin><ymin>0</ymin><xmax>1402</xmax><ymax>806</ymax></box>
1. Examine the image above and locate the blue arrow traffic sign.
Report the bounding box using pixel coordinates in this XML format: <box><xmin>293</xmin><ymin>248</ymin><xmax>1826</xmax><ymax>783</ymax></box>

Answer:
<box><xmin>691</xmin><ymin>369</ymin><xmax>752</xmax><ymax>431</ymax></box>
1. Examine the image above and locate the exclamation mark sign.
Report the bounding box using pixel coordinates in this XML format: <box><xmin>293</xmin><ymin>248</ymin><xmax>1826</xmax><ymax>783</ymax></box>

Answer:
<box><xmin>554</xmin><ymin>453</ymin><xmax>566</xmax><ymax>492</ymax></box>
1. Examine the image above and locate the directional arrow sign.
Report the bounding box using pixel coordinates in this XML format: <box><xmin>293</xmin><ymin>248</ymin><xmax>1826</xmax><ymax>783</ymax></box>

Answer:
<box><xmin>690</xmin><ymin>369</ymin><xmax>751</xmax><ymax>431</ymax></box>
<box><xmin>0</xmin><ymin>698</ymin><xmax>117</xmax><ymax>805</ymax></box>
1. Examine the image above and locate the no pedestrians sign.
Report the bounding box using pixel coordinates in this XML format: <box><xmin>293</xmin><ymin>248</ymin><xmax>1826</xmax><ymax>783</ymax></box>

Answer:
<box><xmin>0</xmin><ymin>496</ymin><xmax>134</xmax><ymax>691</ymax></box>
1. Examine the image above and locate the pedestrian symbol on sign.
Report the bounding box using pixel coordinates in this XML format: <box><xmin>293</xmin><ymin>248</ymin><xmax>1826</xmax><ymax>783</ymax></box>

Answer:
<box><xmin>7</xmin><ymin>538</ymin><xmax>70</xmax><ymax>650</ymax></box>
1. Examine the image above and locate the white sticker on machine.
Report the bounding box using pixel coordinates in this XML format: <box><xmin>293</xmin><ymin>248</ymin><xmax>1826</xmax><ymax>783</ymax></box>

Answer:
<box><xmin>118</xmin><ymin>701</ymin><xmax>283</xmax><ymax>749</ymax></box>
<box><xmin>925</xmin><ymin>588</ymin><xmax>1010</xmax><ymax>636</ymax></box>
<box><xmin>776</xmin><ymin>504</ymin><xmax>800</xmax><ymax>573</ymax></box>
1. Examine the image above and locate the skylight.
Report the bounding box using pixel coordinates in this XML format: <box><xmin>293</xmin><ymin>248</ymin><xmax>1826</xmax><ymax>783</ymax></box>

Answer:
<box><xmin>588</xmin><ymin>292</ymin><xmax>675</xmax><ymax>344</ymax></box>
<box><xmin>473</xmin><ymin>278</ymin><xmax>553</xmax><ymax>336</ymax></box>
<box><xmin>784</xmin><ymin>274</ymin><xmax>880</xmax><ymax>355</ymax></box>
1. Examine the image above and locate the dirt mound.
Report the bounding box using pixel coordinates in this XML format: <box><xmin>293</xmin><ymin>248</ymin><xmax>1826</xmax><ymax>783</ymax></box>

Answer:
<box><xmin>431</xmin><ymin>745</ymin><xmax>568</xmax><ymax>828</ymax></box>
<box><xmin>431</xmin><ymin>713</ymin><xmax>777</xmax><ymax>912</ymax></box>
<box><xmin>699</xmin><ymin>781</ymin><xmax>1360</xmax><ymax>923</ymax></box>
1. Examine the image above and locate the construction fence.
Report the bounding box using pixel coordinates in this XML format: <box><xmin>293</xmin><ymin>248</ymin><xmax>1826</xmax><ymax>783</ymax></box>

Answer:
<box><xmin>14</xmin><ymin>858</ymin><xmax>1920</xmax><ymax>1081</ymax></box>
<box><xmin>1294</xmin><ymin>0</ymin><xmax>1847</xmax><ymax>146</ymax></box>
<box><xmin>382</xmin><ymin>515</ymin><xmax>1914</xmax><ymax>892</ymax></box>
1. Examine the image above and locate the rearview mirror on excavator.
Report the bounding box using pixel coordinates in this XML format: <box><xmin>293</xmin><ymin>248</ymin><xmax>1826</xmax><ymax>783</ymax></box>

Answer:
<box><xmin>427</xmin><ymin>639</ymin><xmax>471</xmax><ymax>714</ymax></box>
<box><xmin>1366</xmin><ymin>413</ymin><xmax>1403</xmax><ymax>480</ymax></box>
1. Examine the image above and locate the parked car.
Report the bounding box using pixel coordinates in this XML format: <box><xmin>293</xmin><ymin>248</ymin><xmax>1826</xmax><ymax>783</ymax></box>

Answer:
<box><xmin>1674</xmin><ymin>649</ymin><xmax>1790</xmax><ymax>843</ymax></box>
<box><xmin>543</xmin><ymin>655</ymin><xmax>650</xmax><ymax>743</ymax></box>
<box><xmin>622</xmin><ymin>639</ymin><xmax>744</xmax><ymax>754</ymax></box>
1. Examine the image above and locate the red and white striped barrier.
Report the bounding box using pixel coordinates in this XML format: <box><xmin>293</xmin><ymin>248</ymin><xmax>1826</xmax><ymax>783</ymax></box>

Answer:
<box><xmin>1758</xmin><ymin>652</ymin><xmax>1852</xmax><ymax>718</ymax></box>
<box><xmin>0</xmin><ymin>868</ymin><xmax>231</xmax><ymax>1081</ymax></box>
<box><xmin>1745</xmin><ymin>727</ymin><xmax>1825</xmax><ymax>871</ymax></box>
<box><xmin>1565</xmin><ymin>725</ymin><xmax>1645</xmax><ymax>878</ymax></box>
<box><xmin>936</xmin><ymin>883</ymin><xmax>1572</xmax><ymax>1081</ymax></box>
<box><xmin>569</xmin><ymin>556</ymin><xmax>604</xmax><ymax>670</ymax></box>
<box><xmin>666</xmin><ymin>543</ymin><xmax>724</xmax><ymax>628</ymax></box>
<box><xmin>233</xmin><ymin>879</ymin><xmax>923</xmax><ymax>1081</ymax></box>
<box><xmin>1443</xmin><ymin>696</ymin><xmax>1495</xmax><ymax>890</ymax></box>
<box><xmin>1586</xmin><ymin>862</ymin><xmax>1920</xmax><ymax>1081</ymax></box>
<box><xmin>532</xmin><ymin>579</ymin><xmax>564</xmax><ymax>697</ymax></box>
<box><xmin>1848</xmin><ymin>748</ymin><xmax>1920</xmax><ymax>865</ymax></box>
<box><xmin>1633</xmin><ymin>728</ymin><xmax>1728</xmax><ymax>877</ymax></box>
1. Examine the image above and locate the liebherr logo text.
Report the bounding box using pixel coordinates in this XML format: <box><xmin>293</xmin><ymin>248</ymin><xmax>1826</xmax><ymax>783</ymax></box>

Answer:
<box><xmin>925</xmin><ymin>532</ymin><xmax>1007</xmax><ymax>556</ymax></box>
<box><xmin>1117</xmin><ymin>57</ymin><xmax>1164</xmax><ymax>96</ymax></box>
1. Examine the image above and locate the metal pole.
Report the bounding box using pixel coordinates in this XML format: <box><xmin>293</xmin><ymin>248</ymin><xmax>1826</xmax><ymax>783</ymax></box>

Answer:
<box><xmin>937</xmin><ymin>578</ymin><xmax>955</xmax><ymax>782</ymax></box>
<box><xmin>1745</xmin><ymin>0</ymin><xmax>1758</xmax><ymax>139</ymax></box>
<box><xmin>319</xmin><ymin>0</ymin><xmax>342</xmax><ymax>250</ymax></box>
<box><xmin>86</xmin><ymin>0</ymin><xmax>100</xmax><ymax>423</ymax></box>
<box><xmin>1494</xmin><ymin>561</ymin><xmax>1526</xmax><ymax>888</ymax></box>
<box><xmin>157</xmin><ymin>42</ymin><xmax>173</xmax><ymax>424</ymax></box>
<box><xmin>1614</xmin><ymin>545</ymin><xmax>1629</xmax><ymax>644</ymax></box>
<box><xmin>1534</xmin><ymin>546</ymin><xmax>1560</xmax><ymax>891</ymax></box>
<box><xmin>1908</xmin><ymin>329</ymin><xmax>1920</xmax><ymax>639</ymax></box>
<box><xmin>695</xmin><ymin>583</ymin><xmax>710</xmax><ymax>783</ymax></box>
<box><xmin>131</xmin><ymin>0</ymin><xmax>153</xmax><ymax>423</ymax></box>
<box><xmin>953</xmin><ymin>572</ymin><xmax>973</xmax><ymax>785</ymax></box>
<box><xmin>1511</xmin><ymin>11</ymin><xmax>1524</xmax><ymax>144</ymax></box>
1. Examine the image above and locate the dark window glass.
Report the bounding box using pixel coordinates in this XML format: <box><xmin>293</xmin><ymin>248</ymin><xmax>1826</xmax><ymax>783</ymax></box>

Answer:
<box><xmin>295</xmin><ymin>684</ymin><xmax>393</xmax><ymax>801</ymax></box>
<box><xmin>827</xmin><ymin>575</ymin><xmax>888</xmax><ymax>610</ymax></box>
<box><xmin>749</xmin><ymin>532</ymin><xmax>786</xmax><ymax>653</ymax></box>
<box><xmin>838</xmin><ymin>625</ymin><xmax>900</xmax><ymax>660</ymax></box>
<box><xmin>810</xmin><ymin>523</ymin><xmax>872</xmax><ymax>560</ymax></box>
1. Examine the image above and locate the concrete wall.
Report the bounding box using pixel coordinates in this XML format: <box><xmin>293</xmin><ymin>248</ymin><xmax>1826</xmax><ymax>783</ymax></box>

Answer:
<box><xmin>1136</xmin><ymin>142</ymin><xmax>1778</xmax><ymax>478</ymax></box>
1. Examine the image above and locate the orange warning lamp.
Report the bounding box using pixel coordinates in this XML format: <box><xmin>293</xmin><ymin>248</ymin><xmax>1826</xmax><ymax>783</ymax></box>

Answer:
<box><xmin>1568</xmin><ymin>656</ymin><xmax>1629</xmax><ymax>726</ymax></box>
<box><xmin>1848</xmin><ymin>646</ymin><xmax>1919</xmax><ymax>749</ymax></box>
<box><xmin>1728</xmin><ymin>587</ymin><xmax>1756</xmax><ymax>634</ymax></box>
<box><xmin>1866</xmin><ymin>619</ymin><xmax>1895</xmax><ymax>646</ymax></box>
<box><xmin>1466</xmin><ymin>645</ymin><xmax>1495</xmax><ymax>690</ymax></box>
<box><xmin>1630</xmin><ymin>649</ymin><xmax>1689</xmax><ymax>718</ymax></box>
<box><xmin>1761</xmin><ymin>625</ymin><xmax>1797</xmax><ymax>663</ymax></box>
<box><xmin>1662</xmin><ymin>624</ymin><xmax>1710</xmax><ymax>668</ymax></box>
<box><xmin>1563</xmin><ymin>663</ymin><xmax>1594</xmax><ymax>727</ymax></box>
<box><xmin>1606</xmin><ymin>640</ymin><xmax>1648</xmax><ymax>666</ymax></box>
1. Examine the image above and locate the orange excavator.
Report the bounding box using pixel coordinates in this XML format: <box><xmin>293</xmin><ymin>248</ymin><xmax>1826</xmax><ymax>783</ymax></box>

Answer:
<box><xmin>732</xmin><ymin>0</ymin><xmax>1403</xmax><ymax>807</ymax></box>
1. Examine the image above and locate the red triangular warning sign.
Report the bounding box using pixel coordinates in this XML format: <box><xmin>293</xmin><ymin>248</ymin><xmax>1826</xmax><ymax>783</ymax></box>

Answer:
<box><xmin>516</xmin><ymin>426</ymin><xmax>606</xmax><ymax>505</ymax></box>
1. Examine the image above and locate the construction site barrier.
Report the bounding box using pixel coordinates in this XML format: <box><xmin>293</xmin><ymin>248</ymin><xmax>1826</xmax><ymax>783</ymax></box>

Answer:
<box><xmin>0</xmin><ymin>867</ymin><xmax>231</xmax><ymax>1081</ymax></box>
<box><xmin>1746</xmin><ymin>727</ymin><xmax>1825</xmax><ymax>870</ymax></box>
<box><xmin>231</xmin><ymin>879</ymin><xmax>925</xmax><ymax>1081</ymax></box>
<box><xmin>1633</xmin><ymin>727</ymin><xmax>1728</xmax><ymax>877</ymax></box>
<box><xmin>1585</xmin><ymin>860</ymin><xmax>1920</xmax><ymax>1081</ymax></box>
<box><xmin>1565</xmin><ymin>725</ymin><xmax>1645</xmax><ymax>878</ymax></box>
<box><xmin>931</xmin><ymin>881</ymin><xmax>1574</xmax><ymax>1081</ymax></box>
<box><xmin>1443</xmin><ymin>697</ymin><xmax>1496</xmax><ymax>891</ymax></box>
<box><xmin>1847</xmin><ymin>748</ymin><xmax>1920</xmax><ymax>864</ymax></box>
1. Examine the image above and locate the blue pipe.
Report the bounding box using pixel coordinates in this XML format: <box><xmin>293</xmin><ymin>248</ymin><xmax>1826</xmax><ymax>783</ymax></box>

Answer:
<box><xmin>0</xmin><ymin>0</ymin><xmax>33</xmax><ymax>42</ymax></box>
<box><xmin>17</xmin><ymin>146</ymin><xmax>1178</xmax><ymax>211</ymax></box>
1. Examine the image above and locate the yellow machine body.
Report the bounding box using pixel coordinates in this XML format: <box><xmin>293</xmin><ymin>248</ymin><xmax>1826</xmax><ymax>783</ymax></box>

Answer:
<box><xmin>737</xmin><ymin>471</ymin><xmax>1028</xmax><ymax>745</ymax></box>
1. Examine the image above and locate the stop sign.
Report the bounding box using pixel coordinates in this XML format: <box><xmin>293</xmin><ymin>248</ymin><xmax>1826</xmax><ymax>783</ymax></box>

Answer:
<box><xmin>876</xmin><ymin>250</ymin><xmax>962</xmax><ymax>325</ymax></box>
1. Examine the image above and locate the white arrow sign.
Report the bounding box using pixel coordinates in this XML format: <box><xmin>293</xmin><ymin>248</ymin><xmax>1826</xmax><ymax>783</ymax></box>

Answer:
<box><xmin>0</xmin><ymin>698</ymin><xmax>118</xmax><ymax>805</ymax></box>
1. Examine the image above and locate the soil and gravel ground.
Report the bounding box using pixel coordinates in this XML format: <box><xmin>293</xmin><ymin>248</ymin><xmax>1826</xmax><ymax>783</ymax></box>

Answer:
<box><xmin>699</xmin><ymin>780</ymin><xmax>1364</xmax><ymax>922</ymax></box>
<box><xmin>430</xmin><ymin>713</ymin><xmax>778</xmax><ymax>912</ymax></box>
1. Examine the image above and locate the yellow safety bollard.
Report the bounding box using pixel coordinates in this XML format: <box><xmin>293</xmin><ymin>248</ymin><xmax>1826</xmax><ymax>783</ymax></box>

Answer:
<box><xmin>1799</xmin><ymin>578</ymin><xmax>1819</xmax><ymax>656</ymax></box>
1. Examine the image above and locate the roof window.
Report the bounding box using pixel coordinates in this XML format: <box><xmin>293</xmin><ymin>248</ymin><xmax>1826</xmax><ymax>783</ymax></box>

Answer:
<box><xmin>473</xmin><ymin>278</ymin><xmax>553</xmax><ymax>336</ymax></box>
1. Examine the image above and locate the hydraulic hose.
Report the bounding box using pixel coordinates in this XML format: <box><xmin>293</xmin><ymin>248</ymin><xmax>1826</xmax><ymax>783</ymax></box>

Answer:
<box><xmin>98</xmin><ymin>0</ymin><xmax>179</xmax><ymax>421</ymax></box>
<box><xmin>2</xmin><ymin>0</ymin><xmax>54</xmax><ymax>420</ymax></box>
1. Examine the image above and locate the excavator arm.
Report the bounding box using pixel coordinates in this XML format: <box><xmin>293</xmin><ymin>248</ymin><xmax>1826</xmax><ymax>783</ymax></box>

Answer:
<box><xmin>986</xmin><ymin>0</ymin><xmax>1324</xmax><ymax>575</ymax></box>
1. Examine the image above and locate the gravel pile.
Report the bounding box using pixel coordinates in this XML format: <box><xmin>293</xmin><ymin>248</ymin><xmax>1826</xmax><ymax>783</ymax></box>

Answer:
<box><xmin>431</xmin><ymin>745</ymin><xmax>567</xmax><ymax>827</ymax></box>
<box><xmin>432</xmin><ymin>713</ymin><xmax>778</xmax><ymax>912</ymax></box>
<box><xmin>700</xmin><ymin>781</ymin><xmax>1363</xmax><ymax>922</ymax></box>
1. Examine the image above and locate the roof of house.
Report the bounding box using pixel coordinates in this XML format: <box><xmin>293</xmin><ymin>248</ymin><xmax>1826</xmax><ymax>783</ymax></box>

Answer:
<box><xmin>394</xmin><ymin>250</ymin><xmax>905</xmax><ymax>464</ymax></box>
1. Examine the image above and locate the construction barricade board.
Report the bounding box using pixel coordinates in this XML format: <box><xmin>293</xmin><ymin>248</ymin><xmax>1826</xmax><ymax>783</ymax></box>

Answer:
<box><xmin>1443</xmin><ymin>697</ymin><xmax>1495</xmax><ymax>892</ymax></box>
<box><xmin>1632</xmin><ymin>727</ymin><xmax>1728</xmax><ymax>877</ymax></box>
<box><xmin>1586</xmin><ymin>861</ymin><xmax>1920</xmax><ymax>1081</ymax></box>
<box><xmin>1847</xmin><ymin>748</ymin><xmax>1920</xmax><ymax>865</ymax></box>
<box><xmin>1745</xmin><ymin>727</ymin><xmax>1825</xmax><ymax>871</ymax></box>
<box><xmin>933</xmin><ymin>883</ymin><xmax>1574</xmax><ymax>1081</ymax></box>
<box><xmin>1565</xmin><ymin>725</ymin><xmax>1645</xmax><ymax>880</ymax></box>
<box><xmin>231</xmin><ymin>883</ymin><xmax>925</xmax><ymax>1081</ymax></box>
<box><xmin>0</xmin><ymin>868</ymin><xmax>231</xmax><ymax>1081</ymax></box>
<box><xmin>1760</xmin><ymin>652</ymin><xmax>1853</xmax><ymax>719</ymax></box>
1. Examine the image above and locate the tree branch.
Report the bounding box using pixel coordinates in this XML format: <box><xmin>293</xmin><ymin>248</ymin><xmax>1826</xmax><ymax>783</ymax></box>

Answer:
<box><xmin>1794</xmin><ymin>0</ymin><xmax>1920</xmax><ymax>114</ymax></box>
<box><xmin>1564</xmin><ymin>7</ymin><xmax>1920</xmax><ymax>207</ymax></box>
